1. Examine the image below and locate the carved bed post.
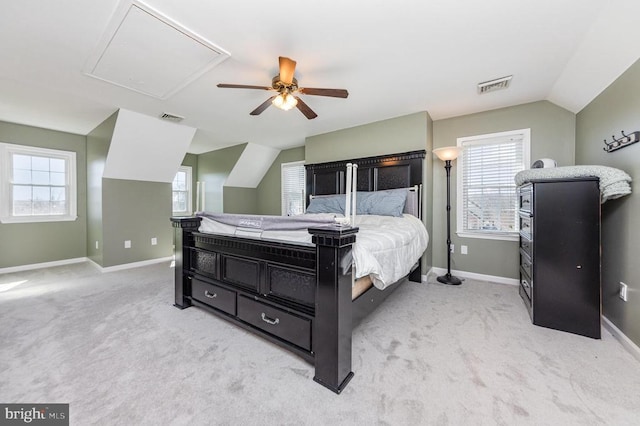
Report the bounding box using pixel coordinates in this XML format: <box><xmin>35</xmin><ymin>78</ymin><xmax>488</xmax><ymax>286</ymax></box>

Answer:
<box><xmin>309</xmin><ymin>225</ymin><xmax>359</xmax><ymax>394</ymax></box>
<box><xmin>170</xmin><ymin>217</ymin><xmax>202</xmax><ymax>309</ymax></box>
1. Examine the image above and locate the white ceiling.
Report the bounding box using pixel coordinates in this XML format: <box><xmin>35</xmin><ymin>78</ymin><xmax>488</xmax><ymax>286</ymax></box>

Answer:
<box><xmin>1</xmin><ymin>0</ymin><xmax>640</xmax><ymax>154</ymax></box>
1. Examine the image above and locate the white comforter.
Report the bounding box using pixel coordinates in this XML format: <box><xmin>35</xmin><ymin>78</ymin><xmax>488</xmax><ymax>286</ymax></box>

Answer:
<box><xmin>351</xmin><ymin>214</ymin><xmax>428</xmax><ymax>289</ymax></box>
<box><xmin>198</xmin><ymin>213</ymin><xmax>429</xmax><ymax>289</ymax></box>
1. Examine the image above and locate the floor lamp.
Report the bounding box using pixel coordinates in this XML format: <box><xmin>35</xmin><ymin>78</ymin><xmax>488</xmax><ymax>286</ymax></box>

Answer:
<box><xmin>433</xmin><ymin>146</ymin><xmax>462</xmax><ymax>286</ymax></box>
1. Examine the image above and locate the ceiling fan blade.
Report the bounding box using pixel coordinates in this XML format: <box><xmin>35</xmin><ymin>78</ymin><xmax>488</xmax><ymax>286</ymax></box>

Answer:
<box><xmin>217</xmin><ymin>83</ymin><xmax>272</xmax><ymax>90</ymax></box>
<box><xmin>250</xmin><ymin>96</ymin><xmax>277</xmax><ymax>116</ymax></box>
<box><xmin>298</xmin><ymin>87</ymin><xmax>349</xmax><ymax>98</ymax></box>
<box><xmin>294</xmin><ymin>96</ymin><xmax>317</xmax><ymax>120</ymax></box>
<box><xmin>279</xmin><ymin>57</ymin><xmax>297</xmax><ymax>85</ymax></box>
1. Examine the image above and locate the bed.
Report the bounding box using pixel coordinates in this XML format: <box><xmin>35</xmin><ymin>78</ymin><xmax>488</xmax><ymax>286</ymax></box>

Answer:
<box><xmin>170</xmin><ymin>150</ymin><xmax>427</xmax><ymax>393</ymax></box>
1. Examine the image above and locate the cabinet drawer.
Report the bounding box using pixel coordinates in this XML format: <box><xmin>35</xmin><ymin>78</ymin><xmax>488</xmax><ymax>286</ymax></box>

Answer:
<box><xmin>520</xmin><ymin>268</ymin><xmax>532</xmax><ymax>300</ymax></box>
<box><xmin>519</xmin><ymin>187</ymin><xmax>533</xmax><ymax>213</ymax></box>
<box><xmin>191</xmin><ymin>277</ymin><xmax>237</xmax><ymax>316</ymax></box>
<box><xmin>237</xmin><ymin>296</ymin><xmax>311</xmax><ymax>351</ymax></box>
<box><xmin>520</xmin><ymin>237</ymin><xmax>532</xmax><ymax>258</ymax></box>
<box><xmin>520</xmin><ymin>250</ymin><xmax>533</xmax><ymax>279</ymax></box>
<box><xmin>519</xmin><ymin>213</ymin><xmax>533</xmax><ymax>240</ymax></box>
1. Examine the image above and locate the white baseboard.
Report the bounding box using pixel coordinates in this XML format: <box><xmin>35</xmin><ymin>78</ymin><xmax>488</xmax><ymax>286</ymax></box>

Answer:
<box><xmin>602</xmin><ymin>316</ymin><xmax>640</xmax><ymax>363</ymax></box>
<box><xmin>89</xmin><ymin>256</ymin><xmax>174</xmax><ymax>273</ymax></box>
<box><xmin>0</xmin><ymin>257</ymin><xmax>88</xmax><ymax>275</ymax></box>
<box><xmin>428</xmin><ymin>266</ymin><xmax>519</xmax><ymax>286</ymax></box>
<box><xmin>0</xmin><ymin>256</ymin><xmax>174</xmax><ymax>275</ymax></box>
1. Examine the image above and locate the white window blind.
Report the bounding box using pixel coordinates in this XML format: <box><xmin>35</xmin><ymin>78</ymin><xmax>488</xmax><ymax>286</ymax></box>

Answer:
<box><xmin>281</xmin><ymin>161</ymin><xmax>306</xmax><ymax>216</ymax></box>
<box><xmin>456</xmin><ymin>129</ymin><xmax>530</xmax><ymax>240</ymax></box>
<box><xmin>0</xmin><ymin>143</ymin><xmax>77</xmax><ymax>223</ymax></box>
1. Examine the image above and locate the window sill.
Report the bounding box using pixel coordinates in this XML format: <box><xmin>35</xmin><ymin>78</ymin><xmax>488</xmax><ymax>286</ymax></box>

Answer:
<box><xmin>0</xmin><ymin>215</ymin><xmax>78</xmax><ymax>224</ymax></box>
<box><xmin>456</xmin><ymin>231</ymin><xmax>519</xmax><ymax>242</ymax></box>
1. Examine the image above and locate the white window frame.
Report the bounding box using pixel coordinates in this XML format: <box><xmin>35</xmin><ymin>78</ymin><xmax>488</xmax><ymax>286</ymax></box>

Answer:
<box><xmin>281</xmin><ymin>160</ymin><xmax>306</xmax><ymax>216</ymax></box>
<box><xmin>172</xmin><ymin>165</ymin><xmax>192</xmax><ymax>216</ymax></box>
<box><xmin>456</xmin><ymin>129</ymin><xmax>530</xmax><ymax>241</ymax></box>
<box><xmin>0</xmin><ymin>142</ymin><xmax>77</xmax><ymax>224</ymax></box>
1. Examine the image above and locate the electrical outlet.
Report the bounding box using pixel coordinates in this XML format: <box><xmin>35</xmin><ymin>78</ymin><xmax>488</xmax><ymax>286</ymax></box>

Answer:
<box><xmin>619</xmin><ymin>282</ymin><xmax>628</xmax><ymax>302</ymax></box>
<box><xmin>124</xmin><ymin>240</ymin><xmax>131</xmax><ymax>249</ymax></box>
<box><xmin>151</xmin><ymin>237</ymin><xmax>157</xmax><ymax>246</ymax></box>
<box><xmin>95</xmin><ymin>241</ymin><xmax>99</xmax><ymax>250</ymax></box>
<box><xmin>461</xmin><ymin>245</ymin><xmax>468</xmax><ymax>255</ymax></box>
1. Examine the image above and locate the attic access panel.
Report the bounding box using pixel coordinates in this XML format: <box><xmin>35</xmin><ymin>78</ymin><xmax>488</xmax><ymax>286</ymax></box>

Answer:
<box><xmin>85</xmin><ymin>0</ymin><xmax>229</xmax><ymax>99</ymax></box>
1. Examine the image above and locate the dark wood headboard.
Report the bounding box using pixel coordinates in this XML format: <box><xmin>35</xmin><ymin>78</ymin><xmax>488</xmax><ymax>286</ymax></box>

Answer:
<box><xmin>304</xmin><ymin>150</ymin><xmax>426</xmax><ymax>204</ymax></box>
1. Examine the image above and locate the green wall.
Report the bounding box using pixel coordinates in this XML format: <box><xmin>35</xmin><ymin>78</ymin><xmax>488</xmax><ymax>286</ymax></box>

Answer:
<box><xmin>256</xmin><ymin>146</ymin><xmax>305</xmax><ymax>215</ymax></box>
<box><xmin>0</xmin><ymin>121</ymin><xmax>87</xmax><ymax>269</ymax></box>
<box><xmin>101</xmin><ymin>178</ymin><xmax>173</xmax><ymax>267</ymax></box>
<box><xmin>223</xmin><ymin>187</ymin><xmax>258</xmax><ymax>214</ymax></box>
<box><xmin>432</xmin><ymin>101</ymin><xmax>576</xmax><ymax>279</ymax></box>
<box><xmin>86</xmin><ymin>111</ymin><xmax>117</xmax><ymax>265</ymax></box>
<box><xmin>84</xmin><ymin>112</ymin><xmax>175</xmax><ymax>268</ymax></box>
<box><xmin>197</xmin><ymin>144</ymin><xmax>246</xmax><ymax>213</ymax></box>
<box><xmin>305</xmin><ymin>112</ymin><xmax>431</xmax><ymax>164</ymax></box>
<box><xmin>575</xmin><ymin>58</ymin><xmax>640</xmax><ymax>347</ymax></box>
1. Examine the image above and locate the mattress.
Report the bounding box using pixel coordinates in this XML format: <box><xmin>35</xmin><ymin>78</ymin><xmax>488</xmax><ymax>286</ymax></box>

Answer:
<box><xmin>197</xmin><ymin>212</ymin><xmax>429</xmax><ymax>289</ymax></box>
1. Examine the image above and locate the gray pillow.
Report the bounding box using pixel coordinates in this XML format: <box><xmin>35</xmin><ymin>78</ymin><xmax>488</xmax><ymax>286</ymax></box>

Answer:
<box><xmin>356</xmin><ymin>188</ymin><xmax>408</xmax><ymax>217</ymax></box>
<box><xmin>306</xmin><ymin>194</ymin><xmax>346</xmax><ymax>214</ymax></box>
<box><xmin>306</xmin><ymin>188</ymin><xmax>408</xmax><ymax>217</ymax></box>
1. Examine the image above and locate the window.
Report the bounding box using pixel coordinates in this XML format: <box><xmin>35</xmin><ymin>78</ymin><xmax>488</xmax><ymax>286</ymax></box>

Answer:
<box><xmin>281</xmin><ymin>161</ymin><xmax>306</xmax><ymax>216</ymax></box>
<box><xmin>456</xmin><ymin>129</ymin><xmax>530</xmax><ymax>241</ymax></box>
<box><xmin>172</xmin><ymin>166</ymin><xmax>192</xmax><ymax>215</ymax></box>
<box><xmin>0</xmin><ymin>143</ymin><xmax>77</xmax><ymax>223</ymax></box>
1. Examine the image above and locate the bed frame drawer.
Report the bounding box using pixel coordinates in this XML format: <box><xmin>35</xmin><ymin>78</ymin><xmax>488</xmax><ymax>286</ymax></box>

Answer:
<box><xmin>237</xmin><ymin>295</ymin><xmax>311</xmax><ymax>351</ymax></box>
<box><xmin>191</xmin><ymin>278</ymin><xmax>236</xmax><ymax>316</ymax></box>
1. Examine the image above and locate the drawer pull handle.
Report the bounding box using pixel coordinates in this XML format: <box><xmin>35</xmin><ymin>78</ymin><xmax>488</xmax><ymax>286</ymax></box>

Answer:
<box><xmin>204</xmin><ymin>290</ymin><xmax>217</xmax><ymax>299</ymax></box>
<box><xmin>261</xmin><ymin>313</ymin><xmax>280</xmax><ymax>325</ymax></box>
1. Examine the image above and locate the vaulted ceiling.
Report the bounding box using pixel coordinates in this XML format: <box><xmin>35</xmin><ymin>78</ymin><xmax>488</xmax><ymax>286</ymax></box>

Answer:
<box><xmin>1</xmin><ymin>0</ymin><xmax>639</xmax><ymax>154</ymax></box>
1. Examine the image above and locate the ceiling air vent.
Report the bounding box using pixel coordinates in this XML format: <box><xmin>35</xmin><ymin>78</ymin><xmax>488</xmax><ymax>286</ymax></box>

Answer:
<box><xmin>478</xmin><ymin>75</ymin><xmax>512</xmax><ymax>94</ymax></box>
<box><xmin>159</xmin><ymin>112</ymin><xmax>184</xmax><ymax>122</ymax></box>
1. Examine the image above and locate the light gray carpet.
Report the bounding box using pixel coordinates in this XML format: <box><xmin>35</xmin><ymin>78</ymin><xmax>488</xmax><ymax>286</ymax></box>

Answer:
<box><xmin>1</xmin><ymin>262</ymin><xmax>639</xmax><ymax>425</ymax></box>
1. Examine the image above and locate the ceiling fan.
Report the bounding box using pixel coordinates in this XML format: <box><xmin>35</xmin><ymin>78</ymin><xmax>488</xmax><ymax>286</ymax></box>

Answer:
<box><xmin>217</xmin><ymin>57</ymin><xmax>349</xmax><ymax>120</ymax></box>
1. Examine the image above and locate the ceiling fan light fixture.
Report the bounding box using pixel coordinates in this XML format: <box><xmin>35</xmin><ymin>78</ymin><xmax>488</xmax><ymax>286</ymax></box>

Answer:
<box><xmin>218</xmin><ymin>56</ymin><xmax>347</xmax><ymax>119</ymax></box>
<box><xmin>272</xmin><ymin>93</ymin><xmax>298</xmax><ymax>111</ymax></box>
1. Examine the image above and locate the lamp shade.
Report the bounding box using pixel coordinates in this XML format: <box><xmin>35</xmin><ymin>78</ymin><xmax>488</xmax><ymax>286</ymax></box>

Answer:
<box><xmin>433</xmin><ymin>146</ymin><xmax>461</xmax><ymax>161</ymax></box>
<box><xmin>272</xmin><ymin>93</ymin><xmax>298</xmax><ymax>111</ymax></box>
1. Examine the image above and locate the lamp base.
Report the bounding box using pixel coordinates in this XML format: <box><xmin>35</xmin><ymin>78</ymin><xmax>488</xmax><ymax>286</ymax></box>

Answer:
<box><xmin>437</xmin><ymin>273</ymin><xmax>462</xmax><ymax>286</ymax></box>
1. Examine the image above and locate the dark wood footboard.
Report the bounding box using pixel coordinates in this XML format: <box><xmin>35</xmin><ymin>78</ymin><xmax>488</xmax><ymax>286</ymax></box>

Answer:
<box><xmin>171</xmin><ymin>217</ymin><xmax>360</xmax><ymax>392</ymax></box>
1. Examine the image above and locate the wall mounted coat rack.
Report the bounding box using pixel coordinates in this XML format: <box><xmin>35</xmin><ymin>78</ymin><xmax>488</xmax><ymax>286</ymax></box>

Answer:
<box><xmin>603</xmin><ymin>130</ymin><xmax>639</xmax><ymax>153</ymax></box>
